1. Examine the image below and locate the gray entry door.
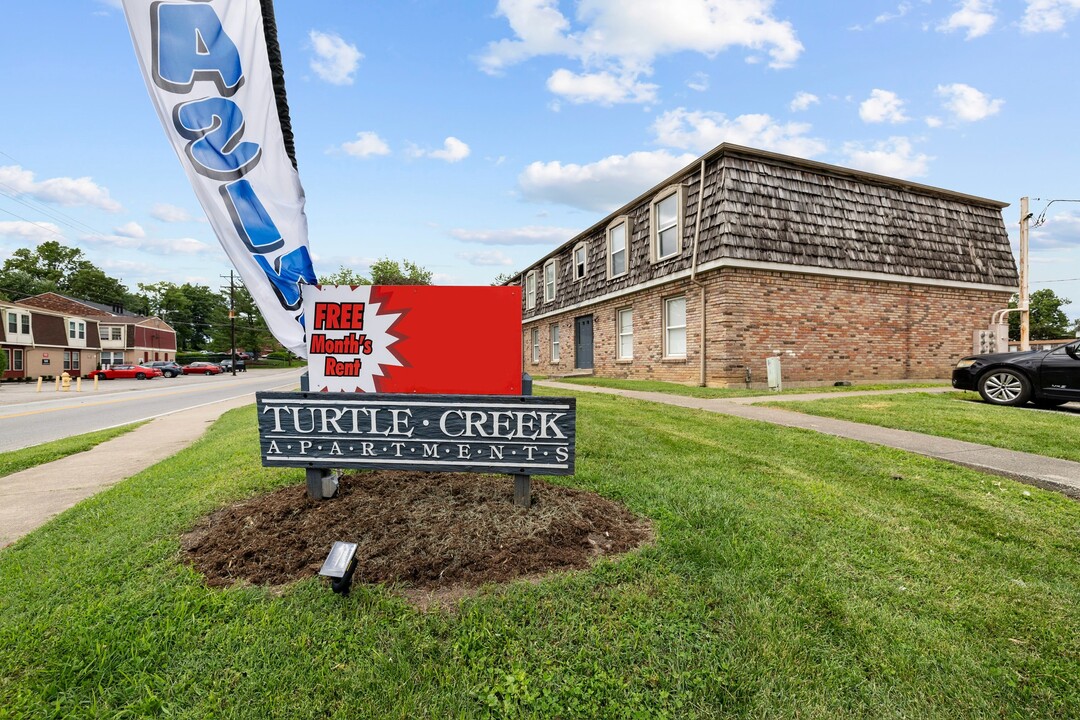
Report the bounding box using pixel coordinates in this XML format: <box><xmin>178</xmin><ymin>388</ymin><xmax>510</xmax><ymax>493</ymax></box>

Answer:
<box><xmin>575</xmin><ymin>315</ymin><xmax>594</xmax><ymax>370</ymax></box>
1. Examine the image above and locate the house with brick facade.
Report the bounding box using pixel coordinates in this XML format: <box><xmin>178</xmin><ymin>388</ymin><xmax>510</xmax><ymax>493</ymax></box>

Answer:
<box><xmin>513</xmin><ymin>143</ymin><xmax>1019</xmax><ymax>388</ymax></box>
<box><xmin>1</xmin><ymin>293</ymin><xmax>177</xmax><ymax>380</ymax></box>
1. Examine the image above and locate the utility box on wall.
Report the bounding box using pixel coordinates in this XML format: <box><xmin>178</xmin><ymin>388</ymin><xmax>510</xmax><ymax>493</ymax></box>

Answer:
<box><xmin>766</xmin><ymin>356</ymin><xmax>783</xmax><ymax>392</ymax></box>
<box><xmin>973</xmin><ymin>324</ymin><xmax>1009</xmax><ymax>355</ymax></box>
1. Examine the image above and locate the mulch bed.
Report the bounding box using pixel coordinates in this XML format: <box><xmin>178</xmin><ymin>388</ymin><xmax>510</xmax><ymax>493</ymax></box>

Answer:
<box><xmin>181</xmin><ymin>471</ymin><xmax>652</xmax><ymax>604</ymax></box>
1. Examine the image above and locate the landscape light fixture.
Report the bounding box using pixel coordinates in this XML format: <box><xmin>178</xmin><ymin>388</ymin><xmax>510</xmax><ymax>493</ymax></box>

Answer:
<box><xmin>318</xmin><ymin>541</ymin><xmax>358</xmax><ymax>595</ymax></box>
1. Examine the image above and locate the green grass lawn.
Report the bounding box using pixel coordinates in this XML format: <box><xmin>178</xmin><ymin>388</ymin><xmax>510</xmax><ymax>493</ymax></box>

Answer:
<box><xmin>1</xmin><ymin>391</ymin><xmax>1078</xmax><ymax>718</ymax></box>
<box><xmin>0</xmin><ymin>423</ymin><xmax>144</xmax><ymax>478</ymax></box>
<box><xmin>546</xmin><ymin>376</ymin><xmax>947</xmax><ymax>399</ymax></box>
<box><xmin>762</xmin><ymin>391</ymin><xmax>1080</xmax><ymax>462</ymax></box>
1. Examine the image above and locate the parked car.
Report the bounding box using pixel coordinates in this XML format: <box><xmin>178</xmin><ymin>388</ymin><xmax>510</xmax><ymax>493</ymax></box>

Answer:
<box><xmin>182</xmin><ymin>361</ymin><xmax>223</xmax><ymax>376</ymax></box>
<box><xmin>219</xmin><ymin>358</ymin><xmax>246</xmax><ymax>372</ymax></box>
<box><xmin>88</xmin><ymin>364</ymin><xmax>163</xmax><ymax>380</ymax></box>
<box><xmin>952</xmin><ymin>339</ymin><xmax>1080</xmax><ymax>407</ymax></box>
<box><xmin>147</xmin><ymin>361</ymin><xmax>183</xmax><ymax>378</ymax></box>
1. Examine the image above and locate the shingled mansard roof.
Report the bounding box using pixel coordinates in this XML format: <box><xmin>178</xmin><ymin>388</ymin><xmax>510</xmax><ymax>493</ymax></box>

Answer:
<box><xmin>514</xmin><ymin>143</ymin><xmax>1018</xmax><ymax>290</ymax></box>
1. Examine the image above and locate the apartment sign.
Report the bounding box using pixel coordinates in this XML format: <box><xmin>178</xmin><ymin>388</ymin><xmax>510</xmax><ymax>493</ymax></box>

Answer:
<box><xmin>256</xmin><ymin>392</ymin><xmax>576</xmax><ymax>475</ymax></box>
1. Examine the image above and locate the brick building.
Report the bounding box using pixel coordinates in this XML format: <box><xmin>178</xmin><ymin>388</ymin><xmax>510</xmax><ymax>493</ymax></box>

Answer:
<box><xmin>513</xmin><ymin>144</ymin><xmax>1018</xmax><ymax>388</ymax></box>
<box><xmin>1</xmin><ymin>293</ymin><xmax>177</xmax><ymax>380</ymax></box>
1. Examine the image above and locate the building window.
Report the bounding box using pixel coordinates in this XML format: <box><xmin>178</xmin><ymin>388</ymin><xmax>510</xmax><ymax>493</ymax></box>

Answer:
<box><xmin>651</xmin><ymin>187</ymin><xmax>682</xmax><ymax>261</ymax></box>
<box><xmin>550</xmin><ymin>323</ymin><xmax>560</xmax><ymax>362</ymax></box>
<box><xmin>69</xmin><ymin>321</ymin><xmax>76</xmax><ymax>339</ymax></box>
<box><xmin>111</xmin><ymin>326</ymin><xmax>122</xmax><ymax>341</ymax></box>
<box><xmin>99</xmin><ymin>325</ymin><xmax>109</xmax><ymax>341</ymax></box>
<box><xmin>607</xmin><ymin>218</ymin><xmax>628</xmax><ymax>278</ymax></box>
<box><xmin>525</xmin><ymin>271</ymin><xmax>537</xmax><ymax>310</ymax></box>
<box><xmin>573</xmin><ymin>242</ymin><xmax>587</xmax><ymax>281</ymax></box>
<box><xmin>530</xmin><ymin>328</ymin><xmax>540</xmax><ymax>363</ymax></box>
<box><xmin>78</xmin><ymin>322</ymin><xmax>85</xmax><ymax>340</ymax></box>
<box><xmin>20</xmin><ymin>314</ymin><xmax>29</xmax><ymax>334</ymax></box>
<box><xmin>63</xmin><ymin>351</ymin><xmax>80</xmax><ymax>371</ymax></box>
<box><xmin>617</xmin><ymin>308</ymin><xmax>633</xmax><ymax>360</ymax></box>
<box><xmin>664</xmin><ymin>296</ymin><xmax>687</xmax><ymax>358</ymax></box>
<box><xmin>12</xmin><ymin>349</ymin><xmax>23</xmax><ymax>371</ymax></box>
<box><xmin>543</xmin><ymin>259</ymin><xmax>556</xmax><ymax>302</ymax></box>
<box><xmin>6</xmin><ymin>312</ymin><xmax>15</xmax><ymax>334</ymax></box>
<box><xmin>101</xmin><ymin>351</ymin><xmax>123</xmax><ymax>366</ymax></box>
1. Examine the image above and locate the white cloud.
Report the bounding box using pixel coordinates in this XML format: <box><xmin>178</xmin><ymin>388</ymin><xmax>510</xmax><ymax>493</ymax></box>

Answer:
<box><xmin>0</xmin><ymin>165</ymin><xmax>121</xmax><ymax>212</ymax></box>
<box><xmin>1021</xmin><ymin>0</ymin><xmax>1080</xmax><ymax>32</ymax></box>
<box><xmin>426</xmin><ymin>137</ymin><xmax>471</xmax><ymax>163</ymax></box>
<box><xmin>875</xmin><ymin>2</ymin><xmax>912</xmax><ymax>24</ymax></box>
<box><xmin>936</xmin><ymin>83</ymin><xmax>1004</xmax><ymax>121</ymax></box>
<box><xmin>519</xmin><ymin>150</ymin><xmax>696</xmax><ymax>212</ymax></box>
<box><xmin>113</xmin><ymin>221</ymin><xmax>146</xmax><ymax>239</ymax></box>
<box><xmin>85</xmin><ymin>234</ymin><xmax>218</xmax><ymax>256</ymax></box>
<box><xmin>0</xmin><ymin>221</ymin><xmax>63</xmax><ymax>242</ymax></box>
<box><xmin>450</xmin><ymin>226</ymin><xmax>579</xmax><ymax>246</ymax></box>
<box><xmin>456</xmin><ymin>250</ymin><xmax>517</xmax><ymax>267</ymax></box>
<box><xmin>150</xmin><ymin>203</ymin><xmax>199</xmax><ymax>223</ymax></box>
<box><xmin>841</xmin><ymin>137</ymin><xmax>933</xmax><ymax>178</ymax></box>
<box><xmin>938</xmin><ymin>0</ymin><xmax>997</xmax><ymax>39</ymax></box>
<box><xmin>790</xmin><ymin>91</ymin><xmax>820</xmax><ymax>111</ymax></box>
<box><xmin>479</xmin><ymin>0</ymin><xmax>803</xmax><ymax>105</ymax></box>
<box><xmin>652</xmin><ymin>108</ymin><xmax>827</xmax><ymax>157</ymax></box>
<box><xmin>859</xmin><ymin>89</ymin><xmax>910</xmax><ymax>123</ymax></box>
<box><xmin>925</xmin><ymin>116</ymin><xmax>944</xmax><ymax>127</ymax></box>
<box><xmin>546</xmin><ymin>69</ymin><xmax>658</xmax><ymax>105</ymax></box>
<box><xmin>340</xmin><ymin>131</ymin><xmax>391</xmax><ymax>158</ymax></box>
<box><xmin>309</xmin><ymin>30</ymin><xmax>362</xmax><ymax>85</ymax></box>
<box><xmin>686</xmin><ymin>72</ymin><xmax>709</xmax><ymax>92</ymax></box>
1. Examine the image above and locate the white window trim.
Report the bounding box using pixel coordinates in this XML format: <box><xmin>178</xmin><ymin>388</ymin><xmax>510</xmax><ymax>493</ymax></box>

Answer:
<box><xmin>530</xmin><ymin>327</ymin><xmax>540</xmax><ymax>364</ymax></box>
<box><xmin>650</xmin><ymin>186</ymin><xmax>684</xmax><ymax>263</ymax></box>
<box><xmin>525</xmin><ymin>271</ymin><xmax>537</xmax><ymax>310</ymax></box>
<box><xmin>12</xmin><ymin>348</ymin><xmax>23</xmax><ymax>371</ymax></box>
<box><xmin>573</xmin><ymin>242</ymin><xmax>588</xmax><ymax>281</ymax></box>
<box><xmin>663</xmin><ymin>295</ymin><xmax>687</xmax><ymax>359</ymax></box>
<box><xmin>543</xmin><ymin>259</ymin><xmax>557</xmax><ymax>303</ymax></box>
<box><xmin>550</xmin><ymin>323</ymin><xmax>560</xmax><ymax>362</ymax></box>
<box><xmin>606</xmin><ymin>216</ymin><xmax>630</xmax><ymax>279</ymax></box>
<box><xmin>617</xmin><ymin>307</ymin><xmax>633</xmax><ymax>360</ymax></box>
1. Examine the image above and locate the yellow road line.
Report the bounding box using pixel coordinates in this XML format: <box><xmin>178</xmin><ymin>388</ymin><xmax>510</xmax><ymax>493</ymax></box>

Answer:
<box><xmin>0</xmin><ymin>375</ymin><xmax>297</xmax><ymax>421</ymax></box>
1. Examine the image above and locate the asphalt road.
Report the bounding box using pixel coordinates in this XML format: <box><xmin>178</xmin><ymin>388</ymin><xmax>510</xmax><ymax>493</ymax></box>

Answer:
<box><xmin>0</xmin><ymin>367</ymin><xmax>306</xmax><ymax>452</ymax></box>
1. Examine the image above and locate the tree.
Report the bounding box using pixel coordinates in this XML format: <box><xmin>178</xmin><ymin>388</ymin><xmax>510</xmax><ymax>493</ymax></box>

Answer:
<box><xmin>490</xmin><ymin>272</ymin><xmax>515</xmax><ymax>286</ymax></box>
<box><xmin>0</xmin><ymin>240</ymin><xmax>131</xmax><ymax>306</ymax></box>
<box><xmin>319</xmin><ymin>258</ymin><xmax>433</xmax><ymax>286</ymax></box>
<box><xmin>0</xmin><ymin>347</ymin><xmax>7</xmax><ymax>379</ymax></box>
<box><xmin>1008</xmin><ymin>289</ymin><xmax>1072</xmax><ymax>340</ymax></box>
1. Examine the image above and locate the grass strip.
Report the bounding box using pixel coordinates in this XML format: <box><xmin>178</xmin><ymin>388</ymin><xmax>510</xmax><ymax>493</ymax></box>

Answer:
<box><xmin>1</xmin><ymin>392</ymin><xmax>1078</xmax><ymax>718</ymax></box>
<box><xmin>761</xmin><ymin>391</ymin><xmax>1080</xmax><ymax>462</ymax></box>
<box><xmin>0</xmin><ymin>423</ymin><xmax>145</xmax><ymax>478</ymax></box>
<box><xmin>549</xmin><ymin>376</ymin><xmax>947</xmax><ymax>399</ymax></box>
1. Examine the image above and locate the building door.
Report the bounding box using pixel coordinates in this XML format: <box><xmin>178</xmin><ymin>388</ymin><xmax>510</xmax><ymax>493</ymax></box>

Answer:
<box><xmin>574</xmin><ymin>315</ymin><xmax>594</xmax><ymax>370</ymax></box>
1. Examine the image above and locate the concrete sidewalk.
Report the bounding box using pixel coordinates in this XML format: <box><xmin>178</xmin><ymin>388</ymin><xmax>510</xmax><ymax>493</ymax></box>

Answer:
<box><xmin>539</xmin><ymin>380</ymin><xmax>1080</xmax><ymax>499</ymax></box>
<box><xmin>0</xmin><ymin>393</ymin><xmax>261</xmax><ymax>549</ymax></box>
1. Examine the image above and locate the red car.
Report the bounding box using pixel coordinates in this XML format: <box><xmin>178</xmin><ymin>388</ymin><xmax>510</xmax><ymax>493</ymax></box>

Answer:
<box><xmin>182</xmin><ymin>361</ymin><xmax>223</xmax><ymax>376</ymax></box>
<box><xmin>88</xmin><ymin>364</ymin><xmax>163</xmax><ymax>380</ymax></box>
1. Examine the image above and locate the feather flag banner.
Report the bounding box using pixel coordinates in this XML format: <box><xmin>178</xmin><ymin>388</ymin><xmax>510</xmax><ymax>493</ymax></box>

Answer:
<box><xmin>120</xmin><ymin>0</ymin><xmax>315</xmax><ymax>356</ymax></box>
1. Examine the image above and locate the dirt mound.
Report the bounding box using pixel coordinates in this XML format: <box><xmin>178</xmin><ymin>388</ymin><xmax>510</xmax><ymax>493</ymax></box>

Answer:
<box><xmin>182</xmin><ymin>471</ymin><xmax>651</xmax><ymax>603</ymax></box>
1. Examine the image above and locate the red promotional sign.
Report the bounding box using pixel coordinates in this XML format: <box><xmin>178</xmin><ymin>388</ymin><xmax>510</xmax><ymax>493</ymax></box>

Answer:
<box><xmin>304</xmin><ymin>285</ymin><xmax>522</xmax><ymax>395</ymax></box>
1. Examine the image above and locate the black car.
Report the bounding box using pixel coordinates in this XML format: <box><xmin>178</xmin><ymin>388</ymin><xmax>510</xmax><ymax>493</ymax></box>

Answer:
<box><xmin>952</xmin><ymin>340</ymin><xmax>1080</xmax><ymax>407</ymax></box>
<box><xmin>219</xmin><ymin>358</ymin><xmax>246</xmax><ymax>372</ymax></box>
<box><xmin>147</xmin><ymin>361</ymin><xmax>183</xmax><ymax>378</ymax></box>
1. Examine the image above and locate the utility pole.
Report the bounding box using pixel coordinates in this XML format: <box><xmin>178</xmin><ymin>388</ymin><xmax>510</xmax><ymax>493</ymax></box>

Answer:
<box><xmin>221</xmin><ymin>271</ymin><xmax>238</xmax><ymax>376</ymax></box>
<box><xmin>1019</xmin><ymin>196</ymin><xmax>1031</xmax><ymax>352</ymax></box>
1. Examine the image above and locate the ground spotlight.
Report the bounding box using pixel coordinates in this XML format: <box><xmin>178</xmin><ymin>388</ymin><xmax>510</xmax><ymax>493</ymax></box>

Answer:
<box><xmin>319</xmin><ymin>541</ymin><xmax>358</xmax><ymax>595</ymax></box>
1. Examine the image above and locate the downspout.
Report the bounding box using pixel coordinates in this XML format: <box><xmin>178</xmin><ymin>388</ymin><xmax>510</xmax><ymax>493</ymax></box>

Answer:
<box><xmin>690</xmin><ymin>159</ymin><xmax>707</xmax><ymax>387</ymax></box>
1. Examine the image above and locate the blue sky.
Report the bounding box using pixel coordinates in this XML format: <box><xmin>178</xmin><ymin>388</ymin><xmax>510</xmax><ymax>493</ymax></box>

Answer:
<box><xmin>1</xmin><ymin>1</ymin><xmax>1079</xmax><ymax>317</ymax></box>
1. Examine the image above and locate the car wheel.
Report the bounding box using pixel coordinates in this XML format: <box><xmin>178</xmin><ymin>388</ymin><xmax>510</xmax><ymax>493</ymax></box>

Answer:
<box><xmin>977</xmin><ymin>369</ymin><xmax>1031</xmax><ymax>406</ymax></box>
<box><xmin>136</xmin><ymin>372</ymin><xmax>146</xmax><ymax>380</ymax></box>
